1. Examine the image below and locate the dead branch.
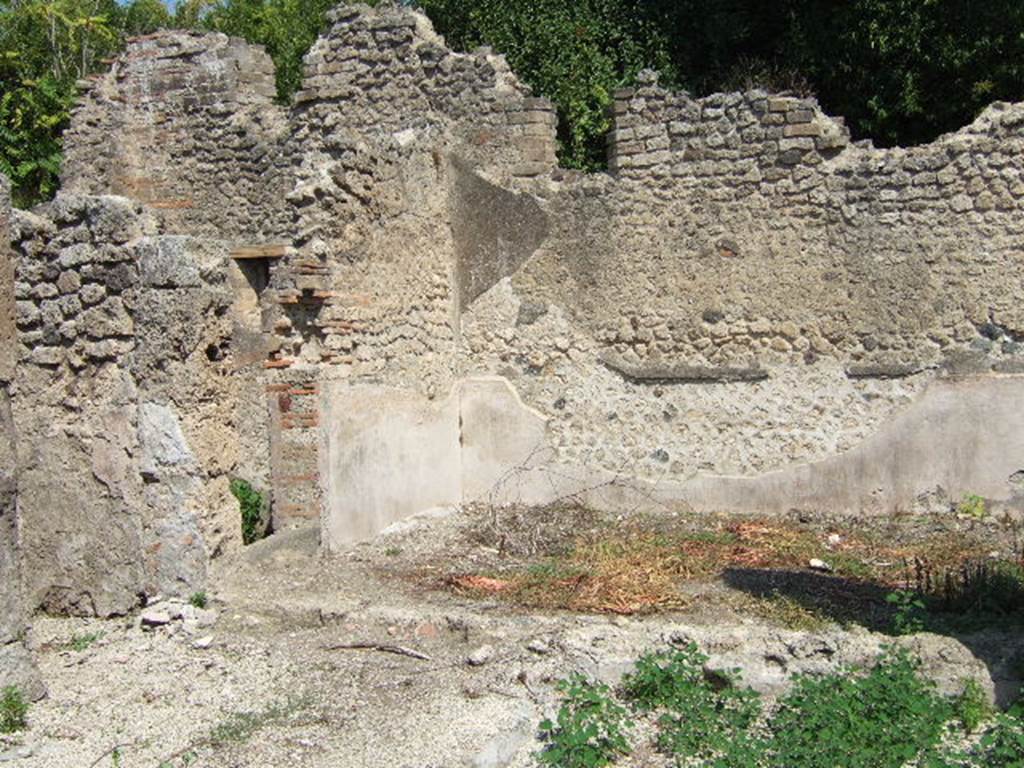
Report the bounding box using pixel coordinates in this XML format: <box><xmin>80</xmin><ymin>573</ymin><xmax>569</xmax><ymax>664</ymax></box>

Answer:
<box><xmin>322</xmin><ymin>642</ymin><xmax>431</xmax><ymax>661</ymax></box>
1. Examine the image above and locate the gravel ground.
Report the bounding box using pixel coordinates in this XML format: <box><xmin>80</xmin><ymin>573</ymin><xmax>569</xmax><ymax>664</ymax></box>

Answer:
<box><xmin>1</xmin><ymin>511</ymin><xmax>1021</xmax><ymax>768</ymax></box>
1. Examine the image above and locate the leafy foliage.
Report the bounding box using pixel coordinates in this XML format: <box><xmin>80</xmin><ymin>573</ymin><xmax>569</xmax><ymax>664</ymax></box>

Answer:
<box><xmin>623</xmin><ymin>644</ymin><xmax>765</xmax><ymax>764</ymax></box>
<box><xmin>538</xmin><ymin>674</ymin><xmax>631</xmax><ymax>768</ymax></box>
<box><xmin>229</xmin><ymin>478</ymin><xmax>268</xmax><ymax>545</ymax></box>
<box><xmin>770</xmin><ymin>647</ymin><xmax>953</xmax><ymax>768</ymax></box>
<box><xmin>0</xmin><ymin>685</ymin><xmax>28</xmax><ymax>733</ymax></box>
<box><xmin>887</xmin><ymin>589</ymin><xmax>928</xmax><ymax>635</ymax></box>
<box><xmin>536</xmin><ymin>643</ymin><xmax>1024</xmax><ymax>767</ymax></box>
<box><xmin>0</xmin><ymin>0</ymin><xmax>175</xmax><ymax>205</ymax></box>
<box><xmin>417</xmin><ymin>0</ymin><xmax>676</xmax><ymax>170</ymax></box>
<box><xmin>957</xmin><ymin>493</ymin><xmax>987</xmax><ymax>519</ymax></box>
<box><xmin>978</xmin><ymin>714</ymin><xmax>1024</xmax><ymax>765</ymax></box>
<box><xmin>200</xmin><ymin>0</ymin><xmax>371</xmax><ymax>102</ymax></box>
<box><xmin>955</xmin><ymin>678</ymin><xmax>992</xmax><ymax>734</ymax></box>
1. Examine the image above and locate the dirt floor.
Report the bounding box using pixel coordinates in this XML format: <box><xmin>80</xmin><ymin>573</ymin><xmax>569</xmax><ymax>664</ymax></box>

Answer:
<box><xmin>2</xmin><ymin>506</ymin><xmax>1023</xmax><ymax>767</ymax></box>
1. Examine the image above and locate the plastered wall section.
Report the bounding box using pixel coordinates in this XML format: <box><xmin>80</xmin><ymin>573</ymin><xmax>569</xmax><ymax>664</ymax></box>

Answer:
<box><xmin>322</xmin><ymin>375</ymin><xmax>1024</xmax><ymax>548</ymax></box>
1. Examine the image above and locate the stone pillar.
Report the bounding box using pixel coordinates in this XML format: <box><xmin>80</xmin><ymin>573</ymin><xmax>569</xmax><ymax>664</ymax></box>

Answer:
<box><xmin>0</xmin><ymin>174</ymin><xmax>43</xmax><ymax>699</ymax></box>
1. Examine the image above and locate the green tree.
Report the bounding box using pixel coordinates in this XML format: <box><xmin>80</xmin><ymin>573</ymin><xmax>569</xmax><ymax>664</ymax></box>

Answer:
<box><xmin>417</xmin><ymin>0</ymin><xmax>677</xmax><ymax>170</ymax></box>
<box><xmin>122</xmin><ymin>0</ymin><xmax>172</xmax><ymax>37</ymax></box>
<box><xmin>201</xmin><ymin>0</ymin><xmax>368</xmax><ymax>102</ymax></box>
<box><xmin>785</xmin><ymin>0</ymin><xmax>1024</xmax><ymax>146</ymax></box>
<box><xmin>0</xmin><ymin>0</ymin><xmax>122</xmax><ymax>205</ymax></box>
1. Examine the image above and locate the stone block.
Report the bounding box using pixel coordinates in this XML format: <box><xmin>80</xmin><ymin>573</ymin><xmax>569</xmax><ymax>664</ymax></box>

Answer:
<box><xmin>783</xmin><ymin>123</ymin><xmax>822</xmax><ymax>138</ymax></box>
<box><xmin>768</xmin><ymin>97</ymin><xmax>799</xmax><ymax>112</ymax></box>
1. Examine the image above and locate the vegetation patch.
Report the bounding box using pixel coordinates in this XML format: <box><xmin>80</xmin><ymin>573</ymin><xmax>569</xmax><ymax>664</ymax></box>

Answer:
<box><xmin>538</xmin><ymin>675</ymin><xmax>631</xmax><ymax>768</ymax></box>
<box><xmin>157</xmin><ymin>696</ymin><xmax>314</xmax><ymax>766</ymax></box>
<box><xmin>540</xmin><ymin>644</ymin><xmax>1022</xmax><ymax>767</ymax></box>
<box><xmin>64</xmin><ymin>631</ymin><xmax>102</xmax><ymax>652</ymax></box>
<box><xmin>449</xmin><ymin>511</ymin><xmax>1024</xmax><ymax>633</ymax></box>
<box><xmin>0</xmin><ymin>685</ymin><xmax>28</xmax><ymax>733</ymax></box>
<box><xmin>230</xmin><ymin>479</ymin><xmax>269</xmax><ymax>546</ymax></box>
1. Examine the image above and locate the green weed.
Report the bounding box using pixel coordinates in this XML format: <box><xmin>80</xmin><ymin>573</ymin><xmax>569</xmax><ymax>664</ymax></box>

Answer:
<box><xmin>538</xmin><ymin>674</ymin><xmax>631</xmax><ymax>768</ymax></box>
<box><xmin>955</xmin><ymin>678</ymin><xmax>992</xmax><ymax>733</ymax></box>
<box><xmin>534</xmin><ymin>644</ymin><xmax>1012</xmax><ymax>767</ymax></box>
<box><xmin>624</xmin><ymin>644</ymin><xmax>764</xmax><ymax>764</ymax></box>
<box><xmin>979</xmin><ymin>714</ymin><xmax>1024</xmax><ymax>764</ymax></box>
<box><xmin>230</xmin><ymin>479</ymin><xmax>268</xmax><ymax>545</ymax></box>
<box><xmin>65</xmin><ymin>631</ymin><xmax>102</xmax><ymax>652</ymax></box>
<box><xmin>957</xmin><ymin>494</ymin><xmax>987</xmax><ymax>519</ymax></box>
<box><xmin>0</xmin><ymin>686</ymin><xmax>28</xmax><ymax>733</ymax></box>
<box><xmin>887</xmin><ymin>589</ymin><xmax>928</xmax><ymax>635</ymax></box>
<box><xmin>771</xmin><ymin>647</ymin><xmax>953</xmax><ymax>768</ymax></box>
<box><xmin>189</xmin><ymin>591</ymin><xmax>208</xmax><ymax>609</ymax></box>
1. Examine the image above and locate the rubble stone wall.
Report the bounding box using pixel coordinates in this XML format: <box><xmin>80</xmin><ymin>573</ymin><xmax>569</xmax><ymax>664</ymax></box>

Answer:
<box><xmin>5</xmin><ymin>2</ymin><xmax>1024</xmax><ymax>588</ymax></box>
<box><xmin>10</xmin><ymin>196</ymin><xmax>268</xmax><ymax>615</ymax></box>
<box><xmin>0</xmin><ymin>174</ymin><xmax>42</xmax><ymax>696</ymax></box>
<box><xmin>462</xmin><ymin>82</ymin><xmax>1024</xmax><ymax>480</ymax></box>
<box><xmin>61</xmin><ymin>32</ymin><xmax>291</xmax><ymax>242</ymax></box>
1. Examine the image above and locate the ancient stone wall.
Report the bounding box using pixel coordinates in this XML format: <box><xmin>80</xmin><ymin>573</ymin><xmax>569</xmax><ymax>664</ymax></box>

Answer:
<box><xmin>10</xmin><ymin>195</ymin><xmax>269</xmax><ymax>614</ymax></box>
<box><xmin>61</xmin><ymin>32</ymin><xmax>291</xmax><ymax>241</ymax></box>
<box><xmin>261</xmin><ymin>5</ymin><xmax>559</xmax><ymax>525</ymax></box>
<box><xmin>8</xmin><ymin>3</ymin><xmax>1024</xmax><ymax>564</ymax></box>
<box><xmin>0</xmin><ymin>174</ymin><xmax>42</xmax><ymax>697</ymax></box>
<box><xmin>471</xmin><ymin>80</ymin><xmax>1024</xmax><ymax>480</ymax></box>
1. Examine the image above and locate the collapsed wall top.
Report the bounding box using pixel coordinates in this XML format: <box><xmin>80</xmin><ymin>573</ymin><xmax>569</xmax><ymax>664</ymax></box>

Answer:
<box><xmin>61</xmin><ymin>31</ymin><xmax>291</xmax><ymax>241</ymax></box>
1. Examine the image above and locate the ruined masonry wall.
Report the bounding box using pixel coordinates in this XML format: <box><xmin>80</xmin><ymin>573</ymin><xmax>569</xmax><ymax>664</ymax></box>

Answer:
<box><xmin>12</xmin><ymin>3</ymin><xmax>1024</xmax><ymax>575</ymax></box>
<box><xmin>10</xmin><ymin>195</ymin><xmax>268</xmax><ymax>615</ymax></box>
<box><xmin>61</xmin><ymin>32</ymin><xmax>291</xmax><ymax>241</ymax></box>
<box><xmin>262</xmin><ymin>5</ymin><xmax>559</xmax><ymax>522</ymax></box>
<box><xmin>458</xmin><ymin>81</ymin><xmax>1024</xmax><ymax>479</ymax></box>
<box><xmin>0</xmin><ymin>175</ymin><xmax>42</xmax><ymax>697</ymax></box>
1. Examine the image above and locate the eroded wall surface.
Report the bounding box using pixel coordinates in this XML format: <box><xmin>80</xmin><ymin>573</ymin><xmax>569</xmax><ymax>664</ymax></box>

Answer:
<box><xmin>0</xmin><ymin>174</ymin><xmax>42</xmax><ymax>696</ymax></box>
<box><xmin>8</xmin><ymin>2</ymin><xmax>1023</xmax><ymax>568</ymax></box>
<box><xmin>265</xmin><ymin>7</ymin><xmax>1022</xmax><ymax>545</ymax></box>
<box><xmin>10</xmin><ymin>197</ymin><xmax>269</xmax><ymax>614</ymax></box>
<box><xmin>62</xmin><ymin>32</ymin><xmax>291</xmax><ymax>241</ymax></box>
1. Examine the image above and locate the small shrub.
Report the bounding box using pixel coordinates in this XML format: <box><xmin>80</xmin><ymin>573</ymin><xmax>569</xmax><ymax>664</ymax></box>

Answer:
<box><xmin>955</xmin><ymin>678</ymin><xmax>992</xmax><ymax>733</ymax></box>
<box><xmin>622</xmin><ymin>643</ymin><xmax>707</xmax><ymax>711</ymax></box>
<box><xmin>189</xmin><ymin>591</ymin><xmax>208</xmax><ymax>609</ymax></box>
<box><xmin>229</xmin><ymin>479</ymin><xmax>268</xmax><ymax>545</ymax></box>
<box><xmin>956</xmin><ymin>494</ymin><xmax>987</xmax><ymax>519</ymax></box>
<box><xmin>887</xmin><ymin>589</ymin><xmax>928</xmax><ymax>635</ymax></box>
<box><xmin>538</xmin><ymin>674</ymin><xmax>631</xmax><ymax>768</ymax></box>
<box><xmin>771</xmin><ymin>647</ymin><xmax>953</xmax><ymax>768</ymax></box>
<box><xmin>65</xmin><ymin>631</ymin><xmax>102</xmax><ymax>652</ymax></box>
<box><xmin>0</xmin><ymin>686</ymin><xmax>28</xmax><ymax>733</ymax></box>
<box><xmin>624</xmin><ymin>644</ymin><xmax>763</xmax><ymax>763</ymax></box>
<box><xmin>979</xmin><ymin>714</ymin><xmax>1024</xmax><ymax>764</ymax></box>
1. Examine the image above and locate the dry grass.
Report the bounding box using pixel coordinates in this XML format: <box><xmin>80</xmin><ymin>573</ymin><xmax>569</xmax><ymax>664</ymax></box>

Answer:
<box><xmin>447</xmin><ymin>509</ymin><xmax>1022</xmax><ymax>620</ymax></box>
